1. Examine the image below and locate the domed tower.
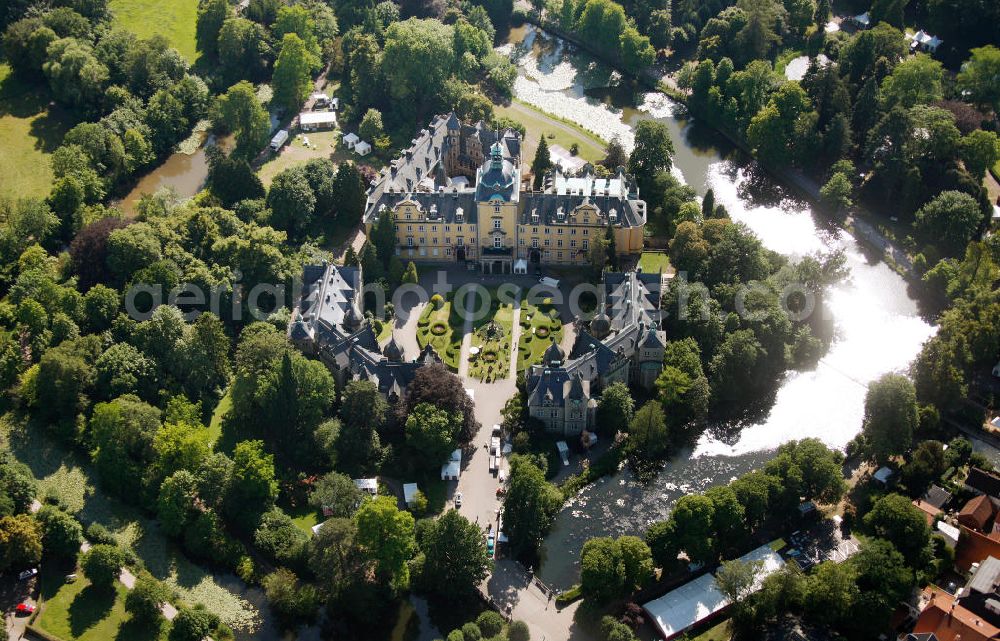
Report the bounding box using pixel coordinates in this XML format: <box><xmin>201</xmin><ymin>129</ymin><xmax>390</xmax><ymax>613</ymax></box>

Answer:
<box><xmin>383</xmin><ymin>334</ymin><xmax>404</xmax><ymax>362</ymax></box>
<box><xmin>543</xmin><ymin>341</ymin><xmax>565</xmax><ymax>367</ymax></box>
<box><xmin>590</xmin><ymin>303</ymin><xmax>611</xmax><ymax>339</ymax></box>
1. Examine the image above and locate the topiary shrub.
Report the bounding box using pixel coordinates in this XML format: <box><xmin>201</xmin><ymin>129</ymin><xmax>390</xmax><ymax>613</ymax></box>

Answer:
<box><xmin>430</xmin><ymin>293</ymin><xmax>444</xmax><ymax>309</ymax></box>
<box><xmin>85</xmin><ymin>522</ymin><xmax>117</xmax><ymax>546</ymax></box>
<box><xmin>447</xmin><ymin>630</ymin><xmax>465</xmax><ymax>641</ymax></box>
<box><xmin>508</xmin><ymin>620</ymin><xmax>530</xmax><ymax>641</ymax></box>
<box><xmin>476</xmin><ymin>611</ymin><xmax>504</xmax><ymax>637</ymax></box>
<box><xmin>431</xmin><ymin>322</ymin><xmax>448</xmax><ymax>336</ymax></box>
<box><xmin>461</xmin><ymin>623</ymin><xmax>481</xmax><ymax>640</ymax></box>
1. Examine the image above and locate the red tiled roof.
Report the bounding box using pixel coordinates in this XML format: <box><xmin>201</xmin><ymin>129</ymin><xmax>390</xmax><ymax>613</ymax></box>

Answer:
<box><xmin>959</xmin><ymin>495</ymin><xmax>995</xmax><ymax>531</ymax></box>
<box><xmin>914</xmin><ymin>499</ymin><xmax>943</xmax><ymax>526</ymax></box>
<box><xmin>957</xmin><ymin>526</ymin><xmax>1000</xmax><ymax>572</ymax></box>
<box><xmin>913</xmin><ymin>586</ymin><xmax>1000</xmax><ymax>641</ymax></box>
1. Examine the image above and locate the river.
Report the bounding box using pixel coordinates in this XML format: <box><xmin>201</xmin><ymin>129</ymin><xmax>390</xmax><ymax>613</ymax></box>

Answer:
<box><xmin>501</xmin><ymin>24</ymin><xmax>937</xmax><ymax>589</ymax></box>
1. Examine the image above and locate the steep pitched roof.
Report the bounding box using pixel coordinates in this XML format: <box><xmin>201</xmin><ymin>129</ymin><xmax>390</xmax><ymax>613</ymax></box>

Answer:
<box><xmin>968</xmin><ymin>468</ymin><xmax>1000</xmax><ymax>499</ymax></box>
<box><xmin>961</xmin><ymin>495</ymin><xmax>996</xmax><ymax>531</ymax></box>
<box><xmin>913</xmin><ymin>586</ymin><xmax>1000</xmax><ymax>641</ymax></box>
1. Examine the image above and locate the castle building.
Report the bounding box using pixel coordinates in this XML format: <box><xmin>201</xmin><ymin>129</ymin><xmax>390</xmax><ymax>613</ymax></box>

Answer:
<box><xmin>362</xmin><ymin>113</ymin><xmax>647</xmax><ymax>273</ymax></box>
<box><xmin>288</xmin><ymin>262</ymin><xmax>440</xmax><ymax>400</ymax></box>
<box><xmin>526</xmin><ymin>271</ymin><xmax>665</xmax><ymax>436</ymax></box>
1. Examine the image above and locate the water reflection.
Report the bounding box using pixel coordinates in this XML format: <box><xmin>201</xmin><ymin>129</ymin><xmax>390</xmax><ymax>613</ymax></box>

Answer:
<box><xmin>503</xmin><ymin>24</ymin><xmax>935</xmax><ymax>589</ymax></box>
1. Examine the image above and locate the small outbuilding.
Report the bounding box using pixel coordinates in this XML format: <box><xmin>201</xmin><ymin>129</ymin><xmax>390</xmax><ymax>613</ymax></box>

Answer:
<box><xmin>873</xmin><ymin>466</ymin><xmax>894</xmax><ymax>486</ymax></box>
<box><xmin>299</xmin><ymin>110</ymin><xmax>337</xmax><ymax>131</ymax></box>
<box><xmin>852</xmin><ymin>12</ymin><xmax>870</xmax><ymax>28</ymax></box>
<box><xmin>513</xmin><ymin>258</ymin><xmax>528</xmax><ymax>274</ymax></box>
<box><xmin>343</xmin><ymin>132</ymin><xmax>360</xmax><ymax>149</ymax></box>
<box><xmin>355</xmin><ymin>140</ymin><xmax>372</xmax><ymax>156</ymax></box>
<box><xmin>353</xmin><ymin>478</ymin><xmax>378</xmax><ymax>496</ymax></box>
<box><xmin>310</xmin><ymin>92</ymin><xmax>332</xmax><ymax>108</ymax></box>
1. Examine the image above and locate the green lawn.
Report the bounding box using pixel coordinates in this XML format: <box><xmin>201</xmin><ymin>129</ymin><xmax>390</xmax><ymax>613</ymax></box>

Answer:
<box><xmin>416</xmin><ymin>295</ymin><xmax>465</xmax><ymax>370</ymax></box>
<box><xmin>36</xmin><ymin>570</ymin><xmax>167</xmax><ymax>641</ymax></box>
<box><xmin>689</xmin><ymin>619</ymin><xmax>732</xmax><ymax>641</ymax></box>
<box><xmin>0</xmin><ymin>64</ymin><xmax>74</xmax><ymax>201</ymax></box>
<box><xmin>287</xmin><ymin>503</ymin><xmax>322</xmax><ymax>534</ymax></box>
<box><xmin>110</xmin><ymin>0</ymin><xmax>199</xmax><ymax>63</ymax></box>
<box><xmin>207</xmin><ymin>390</ymin><xmax>232</xmax><ymax>446</ymax></box>
<box><xmin>638</xmin><ymin>251</ymin><xmax>671</xmax><ymax>274</ymax></box>
<box><xmin>495</xmin><ymin>101</ymin><xmax>606</xmax><ymax>165</ymax></box>
<box><xmin>516</xmin><ymin>302</ymin><xmax>564</xmax><ymax>373</ymax></box>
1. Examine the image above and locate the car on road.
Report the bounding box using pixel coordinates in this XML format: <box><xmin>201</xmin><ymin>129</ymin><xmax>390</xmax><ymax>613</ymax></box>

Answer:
<box><xmin>491</xmin><ymin>424</ymin><xmax>502</xmax><ymax>438</ymax></box>
<box><xmin>18</xmin><ymin>568</ymin><xmax>37</xmax><ymax>581</ymax></box>
<box><xmin>455</xmin><ymin>492</ymin><xmax>463</xmax><ymax>507</ymax></box>
<box><xmin>487</xmin><ymin>533</ymin><xmax>495</xmax><ymax>556</ymax></box>
<box><xmin>16</xmin><ymin>602</ymin><xmax>35</xmax><ymax>615</ymax></box>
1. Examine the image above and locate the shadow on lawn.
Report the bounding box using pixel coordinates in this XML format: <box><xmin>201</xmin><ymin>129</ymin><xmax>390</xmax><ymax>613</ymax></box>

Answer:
<box><xmin>68</xmin><ymin>584</ymin><xmax>116</xmax><ymax>638</ymax></box>
<box><xmin>0</xmin><ymin>71</ymin><xmax>74</xmax><ymax>152</ymax></box>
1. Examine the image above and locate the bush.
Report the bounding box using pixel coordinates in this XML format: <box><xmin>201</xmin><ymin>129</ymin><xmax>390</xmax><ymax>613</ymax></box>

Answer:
<box><xmin>169</xmin><ymin>607</ymin><xmax>219</xmax><ymax>641</ymax></box>
<box><xmin>476</xmin><ymin>611</ymin><xmax>504</xmax><ymax>637</ymax></box>
<box><xmin>431</xmin><ymin>293</ymin><xmax>444</xmax><ymax>309</ymax></box>
<box><xmin>124</xmin><ymin>574</ymin><xmax>170</xmax><ymax>624</ymax></box>
<box><xmin>461</xmin><ymin>622</ymin><xmax>482</xmax><ymax>640</ymax></box>
<box><xmin>447</xmin><ymin>631</ymin><xmax>465</xmax><ymax>641</ymax></box>
<box><xmin>85</xmin><ymin>522</ymin><xmax>117</xmax><ymax>545</ymax></box>
<box><xmin>508</xmin><ymin>620</ymin><xmax>530</xmax><ymax>641</ymax></box>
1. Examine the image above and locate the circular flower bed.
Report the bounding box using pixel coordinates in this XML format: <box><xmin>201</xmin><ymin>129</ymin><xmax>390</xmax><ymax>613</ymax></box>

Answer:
<box><xmin>430</xmin><ymin>322</ymin><xmax>448</xmax><ymax>336</ymax></box>
<box><xmin>535</xmin><ymin>326</ymin><xmax>550</xmax><ymax>338</ymax></box>
<box><xmin>483</xmin><ymin>349</ymin><xmax>498</xmax><ymax>362</ymax></box>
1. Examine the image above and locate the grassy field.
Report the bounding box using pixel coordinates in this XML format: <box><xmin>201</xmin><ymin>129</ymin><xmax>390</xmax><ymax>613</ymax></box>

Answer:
<box><xmin>689</xmin><ymin>619</ymin><xmax>732</xmax><ymax>641</ymax></box>
<box><xmin>207</xmin><ymin>389</ymin><xmax>232</xmax><ymax>446</ymax></box>
<box><xmin>468</xmin><ymin>300</ymin><xmax>515</xmax><ymax>382</ymax></box>
<box><xmin>110</xmin><ymin>0</ymin><xmax>199</xmax><ymax>63</ymax></box>
<box><xmin>495</xmin><ymin>101</ymin><xmax>606</xmax><ymax>165</ymax></box>
<box><xmin>0</xmin><ymin>64</ymin><xmax>74</xmax><ymax>201</ymax></box>
<box><xmin>638</xmin><ymin>251</ymin><xmax>671</xmax><ymax>274</ymax></box>
<box><xmin>36</xmin><ymin>570</ymin><xmax>166</xmax><ymax>641</ymax></box>
<box><xmin>287</xmin><ymin>503</ymin><xmax>322</xmax><ymax>534</ymax></box>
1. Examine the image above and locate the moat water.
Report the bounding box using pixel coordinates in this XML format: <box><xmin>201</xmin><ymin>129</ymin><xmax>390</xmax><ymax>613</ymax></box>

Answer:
<box><xmin>501</xmin><ymin>24</ymin><xmax>937</xmax><ymax>588</ymax></box>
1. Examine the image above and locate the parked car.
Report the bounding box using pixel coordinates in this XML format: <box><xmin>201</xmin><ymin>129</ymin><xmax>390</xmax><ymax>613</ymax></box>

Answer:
<box><xmin>491</xmin><ymin>424</ymin><xmax>502</xmax><ymax>438</ymax></box>
<box><xmin>65</xmin><ymin>573</ymin><xmax>77</xmax><ymax>583</ymax></box>
<box><xmin>455</xmin><ymin>492</ymin><xmax>463</xmax><ymax>507</ymax></box>
<box><xmin>16</xmin><ymin>602</ymin><xmax>35</xmax><ymax>615</ymax></box>
<box><xmin>18</xmin><ymin>568</ymin><xmax>37</xmax><ymax>581</ymax></box>
<box><xmin>487</xmin><ymin>534</ymin><xmax>495</xmax><ymax>556</ymax></box>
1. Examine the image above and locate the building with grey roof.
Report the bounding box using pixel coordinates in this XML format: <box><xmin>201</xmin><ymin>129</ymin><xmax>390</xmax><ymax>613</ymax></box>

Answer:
<box><xmin>526</xmin><ymin>270</ymin><xmax>665</xmax><ymax>436</ymax></box>
<box><xmin>288</xmin><ymin>262</ymin><xmax>440</xmax><ymax>400</ymax></box>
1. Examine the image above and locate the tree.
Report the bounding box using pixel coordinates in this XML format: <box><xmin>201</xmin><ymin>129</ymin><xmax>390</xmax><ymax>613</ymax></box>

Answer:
<box><xmin>272</xmin><ymin>33</ymin><xmax>313</xmax><ymax>113</ymax></box>
<box><xmin>95</xmin><ymin>342</ymin><xmax>157</xmax><ymax>400</ymax></box>
<box><xmin>169</xmin><ymin>608</ymin><xmax>218</xmax><ymax>641</ymax></box>
<box><xmin>262</xmin><ymin>568</ymin><xmax>319</xmax><ymax>627</ymax></box>
<box><xmin>716</xmin><ymin>558</ymin><xmax>764</xmax><ymax>620</ymax></box>
<box><xmin>819</xmin><ymin>172</ymin><xmax>853</xmax><ymax>213</ymax></box>
<box><xmin>157</xmin><ymin>470</ymin><xmax>199</xmax><ymax>537</ymax></box>
<box><xmin>254</xmin><ymin>508</ymin><xmax>309</xmax><ymax>566</ymax></box>
<box><xmin>628</xmin><ymin>120</ymin><xmax>674</xmax><ymax>193</ymax></box>
<box><xmin>0</xmin><ymin>514</ymin><xmax>42</xmax><ymax>571</ymax></box>
<box><xmin>125</xmin><ymin>574</ymin><xmax>170</xmax><ymax>625</ymax></box>
<box><xmin>406</xmin><ymin>403</ymin><xmax>459</xmax><ymax>467</ymax></box>
<box><xmin>43</xmin><ymin>37</ymin><xmax>109</xmax><ymax>113</ymax></box>
<box><xmin>35</xmin><ymin>505</ymin><xmax>82</xmax><ymax>562</ymax></box>
<box><xmin>863</xmin><ymin>493</ymin><xmax>931</xmax><ymax>566</ymax></box>
<box><xmin>580</xmin><ymin>537</ymin><xmax>625</xmax><ymax>603</ymax></box>
<box><xmin>355</xmin><ymin>496</ymin><xmax>416</xmax><ymax>590</ymax></box>
<box><xmin>596</xmin><ymin>382</ymin><xmax>634</xmax><ymax>434</ymax></box>
<box><xmin>420</xmin><ymin>509</ymin><xmax>492</xmax><ymax>599</ymax></box>
<box><xmin>214</xmin><ymin>81</ymin><xmax>271</xmax><ymax>160</ymax></box>
<box><xmin>402</xmin><ymin>261</ymin><xmax>418</xmax><ymax>284</ymax></box>
<box><xmin>657</xmin><ymin>338</ymin><xmax>709</xmax><ymax>433</ymax></box>
<box><xmin>601</xmin><ymin>616</ymin><xmax>636</xmax><ymax>641</ymax></box>
<box><xmin>880</xmin><ymin>54</ymin><xmax>943</xmax><ymax>109</ymax></box>
<box><xmin>603</xmin><ymin>136</ymin><xmax>628</xmax><ymax>169</ymax></box>
<box><xmin>531</xmin><ymin>136</ymin><xmax>552</xmax><ymax>189</ymax></box>
<box><xmin>734</xmin><ymin>0</ymin><xmax>784</xmax><ymax>63</ymax></box>
<box><xmin>960</xmin><ymin>130</ymin><xmax>1000</xmax><ymax>181</ymax></box>
<box><xmin>626</xmin><ymin>401</ymin><xmax>669</xmax><ymax>461</ymax></box>
<box><xmin>957</xmin><ymin>46</ymin><xmax>1000</xmax><ymax>114</ymax></box>
<box><xmin>870</xmin><ymin>0</ymin><xmax>907</xmax><ymax>27</ymax></box>
<box><xmin>309</xmin><ymin>471</ymin><xmax>364</xmax><ymax>518</ymax></box>
<box><xmin>332</xmin><ymin>162</ymin><xmax>367</xmax><ymax>222</ymax></box>
<box><xmin>267</xmin><ymin>165</ymin><xmax>316</xmax><ymax>237</ymax></box>
<box><xmin>89</xmin><ymin>395</ymin><xmax>162</xmax><ymax>500</ymax></box>
<box><xmin>402</xmin><ymin>363</ymin><xmax>479</xmax><ymax>442</ymax></box>
<box><xmin>382</xmin><ymin>19</ymin><xmax>455</xmax><ymax>117</ymax></box>
<box><xmin>224</xmin><ymin>439</ymin><xmax>279</xmax><ymax>532</ymax></box>
<box><xmin>81</xmin><ymin>543</ymin><xmax>126</xmax><ymax>589</ymax></box>
<box><xmin>207</xmin><ymin>151</ymin><xmax>266</xmax><ymax>209</ymax></box>
<box><xmin>670</xmin><ymin>494</ymin><xmax>715</xmax><ymax>564</ymax></box>
<box><xmin>502</xmin><ymin>455</ymin><xmax>562</xmax><ymax>556</ymax></box>
<box><xmin>861</xmin><ymin>374</ymin><xmax>918</xmax><ymax>462</ymax></box>
<box><xmin>307</xmin><ymin>517</ymin><xmax>363</xmax><ymax>600</ymax></box>
<box><xmin>705</xmin><ymin>485</ymin><xmax>746</xmax><ymax>550</ymax></box>
<box><xmin>359</xmin><ymin>108</ymin><xmax>384</xmax><ymax>141</ymax></box>
<box><xmin>106</xmin><ymin>222</ymin><xmax>161</xmax><ymax>283</ymax></box>
<box><xmin>508</xmin><ymin>620</ymin><xmax>531</xmax><ymax>641</ymax></box>
<box><xmin>902</xmin><ymin>440</ymin><xmax>946</xmax><ymax>494</ymax></box>
<box><xmin>196</xmin><ymin>0</ymin><xmax>228</xmax><ymax>57</ymax></box>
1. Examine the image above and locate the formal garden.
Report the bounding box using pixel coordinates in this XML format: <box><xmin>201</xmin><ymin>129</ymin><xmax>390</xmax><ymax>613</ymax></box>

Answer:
<box><xmin>416</xmin><ymin>293</ymin><xmax>465</xmax><ymax>371</ymax></box>
<box><xmin>467</xmin><ymin>302</ymin><xmax>515</xmax><ymax>382</ymax></box>
<box><xmin>515</xmin><ymin>299</ymin><xmax>564</xmax><ymax>374</ymax></box>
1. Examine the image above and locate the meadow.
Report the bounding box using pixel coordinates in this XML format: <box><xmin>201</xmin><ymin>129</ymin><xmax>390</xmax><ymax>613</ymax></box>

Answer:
<box><xmin>109</xmin><ymin>0</ymin><xmax>200</xmax><ymax>63</ymax></box>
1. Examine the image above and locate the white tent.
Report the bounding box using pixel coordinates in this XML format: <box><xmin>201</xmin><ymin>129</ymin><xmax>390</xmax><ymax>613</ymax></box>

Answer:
<box><xmin>441</xmin><ymin>449</ymin><xmax>462</xmax><ymax>480</ymax></box>
<box><xmin>299</xmin><ymin>110</ymin><xmax>337</xmax><ymax>131</ymax></box>
<box><xmin>853</xmin><ymin>12</ymin><xmax>870</xmax><ymax>27</ymax></box>
<box><xmin>355</xmin><ymin>140</ymin><xmax>372</xmax><ymax>156</ymax></box>
<box><xmin>343</xmin><ymin>132</ymin><xmax>360</xmax><ymax>148</ymax></box>
<box><xmin>270</xmin><ymin>129</ymin><xmax>289</xmax><ymax>151</ymax></box>
<box><xmin>513</xmin><ymin>258</ymin><xmax>528</xmax><ymax>274</ymax></box>
<box><xmin>403</xmin><ymin>482</ymin><xmax>419</xmax><ymax>506</ymax></box>
<box><xmin>311</xmin><ymin>520</ymin><xmax>327</xmax><ymax>536</ymax></box>
<box><xmin>642</xmin><ymin>544</ymin><xmax>785</xmax><ymax>640</ymax></box>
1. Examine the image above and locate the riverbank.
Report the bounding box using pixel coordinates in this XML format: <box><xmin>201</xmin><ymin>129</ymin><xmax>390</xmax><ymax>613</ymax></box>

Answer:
<box><xmin>507</xmin><ymin>17</ymin><xmax>917</xmax><ymax>283</ymax></box>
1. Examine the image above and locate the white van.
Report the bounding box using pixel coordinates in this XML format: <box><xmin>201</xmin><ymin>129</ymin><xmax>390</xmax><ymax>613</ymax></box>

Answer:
<box><xmin>539</xmin><ymin>276</ymin><xmax>560</xmax><ymax>289</ymax></box>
